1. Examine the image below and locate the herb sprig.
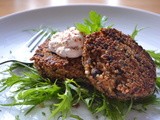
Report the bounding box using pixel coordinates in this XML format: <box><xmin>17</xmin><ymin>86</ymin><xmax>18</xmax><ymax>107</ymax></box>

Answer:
<box><xmin>75</xmin><ymin>11</ymin><xmax>108</xmax><ymax>34</ymax></box>
<box><xmin>147</xmin><ymin>50</ymin><xmax>160</xmax><ymax>68</ymax></box>
<box><xmin>130</xmin><ymin>25</ymin><xmax>144</xmax><ymax>40</ymax></box>
<box><xmin>147</xmin><ymin>50</ymin><xmax>160</xmax><ymax>89</ymax></box>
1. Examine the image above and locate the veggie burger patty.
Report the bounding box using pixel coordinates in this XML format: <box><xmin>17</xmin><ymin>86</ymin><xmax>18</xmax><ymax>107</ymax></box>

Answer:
<box><xmin>31</xmin><ymin>40</ymin><xmax>85</xmax><ymax>80</ymax></box>
<box><xmin>83</xmin><ymin>28</ymin><xmax>156</xmax><ymax>100</ymax></box>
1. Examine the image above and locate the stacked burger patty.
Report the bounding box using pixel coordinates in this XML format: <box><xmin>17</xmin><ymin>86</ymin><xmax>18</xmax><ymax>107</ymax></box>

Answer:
<box><xmin>31</xmin><ymin>28</ymin><xmax>156</xmax><ymax>100</ymax></box>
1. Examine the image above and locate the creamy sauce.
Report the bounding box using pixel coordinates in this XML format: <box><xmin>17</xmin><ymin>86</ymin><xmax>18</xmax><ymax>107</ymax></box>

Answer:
<box><xmin>48</xmin><ymin>27</ymin><xmax>84</xmax><ymax>58</ymax></box>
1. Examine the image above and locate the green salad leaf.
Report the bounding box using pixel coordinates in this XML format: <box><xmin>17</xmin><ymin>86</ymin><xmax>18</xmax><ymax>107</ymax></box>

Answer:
<box><xmin>130</xmin><ymin>25</ymin><xmax>144</xmax><ymax>40</ymax></box>
<box><xmin>75</xmin><ymin>11</ymin><xmax>108</xmax><ymax>34</ymax></box>
<box><xmin>156</xmin><ymin>77</ymin><xmax>160</xmax><ymax>89</ymax></box>
<box><xmin>50</xmin><ymin>79</ymin><xmax>81</xmax><ymax>119</ymax></box>
<box><xmin>0</xmin><ymin>62</ymin><xmax>134</xmax><ymax>120</ymax></box>
<box><xmin>147</xmin><ymin>50</ymin><xmax>160</xmax><ymax>68</ymax></box>
<box><xmin>0</xmin><ymin>62</ymin><xmax>60</xmax><ymax>115</ymax></box>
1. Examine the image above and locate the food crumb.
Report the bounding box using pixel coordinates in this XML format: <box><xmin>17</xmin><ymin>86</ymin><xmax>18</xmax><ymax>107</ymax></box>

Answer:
<box><xmin>42</xmin><ymin>112</ymin><xmax>46</xmax><ymax>116</ymax></box>
<box><xmin>15</xmin><ymin>115</ymin><xmax>20</xmax><ymax>120</ymax></box>
<box><xmin>95</xmin><ymin>115</ymin><xmax>99</xmax><ymax>119</ymax></box>
<box><xmin>38</xmin><ymin>103</ymin><xmax>45</xmax><ymax>108</ymax></box>
<box><xmin>10</xmin><ymin>50</ymin><xmax>12</xmax><ymax>54</ymax></box>
<box><xmin>49</xmin><ymin>105</ymin><xmax>53</xmax><ymax>113</ymax></box>
<box><xmin>72</xmin><ymin>103</ymin><xmax>80</xmax><ymax>108</ymax></box>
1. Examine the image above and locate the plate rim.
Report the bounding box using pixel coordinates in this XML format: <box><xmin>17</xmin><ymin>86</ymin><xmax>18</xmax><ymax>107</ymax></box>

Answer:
<box><xmin>0</xmin><ymin>4</ymin><xmax>160</xmax><ymax>21</ymax></box>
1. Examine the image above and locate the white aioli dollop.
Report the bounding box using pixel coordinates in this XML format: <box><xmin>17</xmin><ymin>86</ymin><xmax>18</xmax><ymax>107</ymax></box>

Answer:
<box><xmin>48</xmin><ymin>27</ymin><xmax>84</xmax><ymax>58</ymax></box>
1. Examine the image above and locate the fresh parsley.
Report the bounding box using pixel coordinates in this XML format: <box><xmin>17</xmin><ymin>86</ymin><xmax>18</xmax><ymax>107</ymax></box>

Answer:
<box><xmin>75</xmin><ymin>11</ymin><xmax>108</xmax><ymax>34</ymax></box>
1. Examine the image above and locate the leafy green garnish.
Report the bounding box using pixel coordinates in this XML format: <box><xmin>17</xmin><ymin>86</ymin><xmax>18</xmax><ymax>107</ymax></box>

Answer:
<box><xmin>104</xmin><ymin>99</ymin><xmax>132</xmax><ymax>120</ymax></box>
<box><xmin>15</xmin><ymin>115</ymin><xmax>20</xmax><ymax>120</ymax></box>
<box><xmin>75</xmin><ymin>11</ymin><xmax>108</xmax><ymax>34</ymax></box>
<box><xmin>0</xmin><ymin>56</ymin><xmax>160</xmax><ymax>120</ymax></box>
<box><xmin>147</xmin><ymin>50</ymin><xmax>160</xmax><ymax>68</ymax></box>
<box><xmin>0</xmin><ymin>63</ymin><xmax>61</xmax><ymax>116</ymax></box>
<box><xmin>130</xmin><ymin>25</ymin><xmax>144</xmax><ymax>39</ymax></box>
<box><xmin>83</xmin><ymin>92</ymin><xmax>133</xmax><ymax>120</ymax></box>
<box><xmin>156</xmin><ymin>77</ymin><xmax>160</xmax><ymax>89</ymax></box>
<box><xmin>50</xmin><ymin>79</ymin><xmax>80</xmax><ymax>119</ymax></box>
<box><xmin>0</xmin><ymin>62</ymin><xmax>133</xmax><ymax>120</ymax></box>
<box><xmin>147</xmin><ymin>50</ymin><xmax>160</xmax><ymax>89</ymax></box>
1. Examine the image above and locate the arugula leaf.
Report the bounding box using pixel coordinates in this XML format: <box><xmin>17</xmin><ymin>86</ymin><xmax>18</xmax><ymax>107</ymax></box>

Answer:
<box><xmin>75</xmin><ymin>11</ymin><xmax>108</xmax><ymax>34</ymax></box>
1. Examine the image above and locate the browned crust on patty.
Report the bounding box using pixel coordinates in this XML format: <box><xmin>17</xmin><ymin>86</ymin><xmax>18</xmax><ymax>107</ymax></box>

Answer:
<box><xmin>31</xmin><ymin>40</ymin><xmax>85</xmax><ymax>80</ymax></box>
<box><xmin>83</xmin><ymin>28</ymin><xmax>156</xmax><ymax>100</ymax></box>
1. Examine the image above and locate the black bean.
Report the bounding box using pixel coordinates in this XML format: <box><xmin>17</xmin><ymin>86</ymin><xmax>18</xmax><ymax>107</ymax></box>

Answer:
<box><xmin>91</xmin><ymin>68</ymin><xmax>102</xmax><ymax>78</ymax></box>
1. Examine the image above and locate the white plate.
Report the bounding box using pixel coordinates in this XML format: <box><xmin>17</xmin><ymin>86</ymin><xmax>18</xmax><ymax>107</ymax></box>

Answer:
<box><xmin>0</xmin><ymin>4</ymin><xmax>160</xmax><ymax>120</ymax></box>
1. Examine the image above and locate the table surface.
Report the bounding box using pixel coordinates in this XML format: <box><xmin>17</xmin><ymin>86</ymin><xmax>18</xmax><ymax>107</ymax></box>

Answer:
<box><xmin>0</xmin><ymin>0</ymin><xmax>160</xmax><ymax>17</ymax></box>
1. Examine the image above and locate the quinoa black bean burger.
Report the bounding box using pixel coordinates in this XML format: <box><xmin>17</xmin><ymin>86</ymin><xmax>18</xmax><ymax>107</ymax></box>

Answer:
<box><xmin>82</xmin><ymin>28</ymin><xmax>156</xmax><ymax>100</ymax></box>
<box><xmin>31</xmin><ymin>27</ymin><xmax>86</xmax><ymax>80</ymax></box>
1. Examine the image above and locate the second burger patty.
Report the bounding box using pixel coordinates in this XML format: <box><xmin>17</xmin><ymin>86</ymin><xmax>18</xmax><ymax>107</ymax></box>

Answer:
<box><xmin>31</xmin><ymin>40</ymin><xmax>85</xmax><ymax>80</ymax></box>
<box><xmin>83</xmin><ymin>28</ymin><xmax>156</xmax><ymax>100</ymax></box>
